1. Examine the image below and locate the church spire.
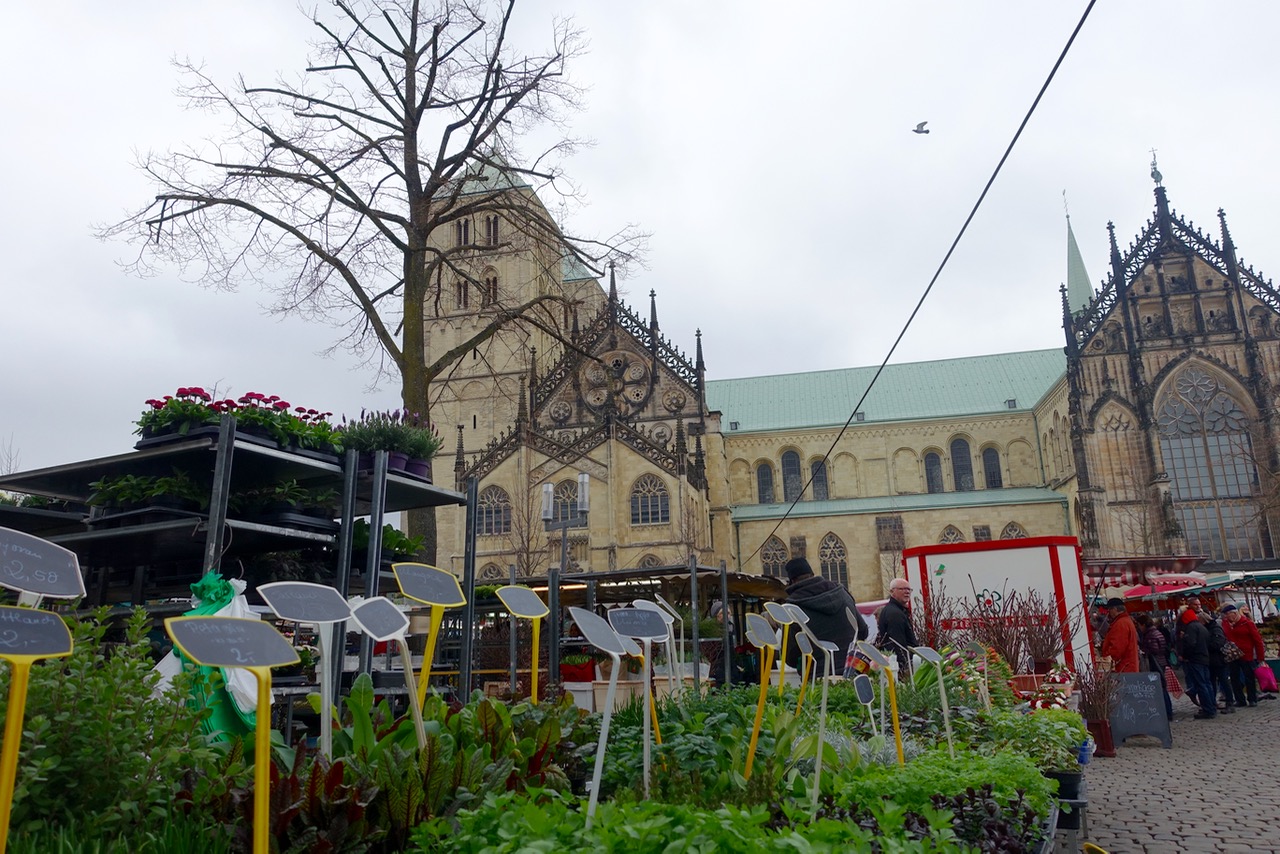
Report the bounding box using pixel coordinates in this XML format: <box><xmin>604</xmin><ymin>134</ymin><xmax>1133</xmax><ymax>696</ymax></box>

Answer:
<box><xmin>1219</xmin><ymin>207</ymin><xmax>1240</xmax><ymax>281</ymax></box>
<box><xmin>1065</xmin><ymin>210</ymin><xmax>1093</xmax><ymax>314</ymax></box>
<box><xmin>516</xmin><ymin>376</ymin><xmax>528</xmax><ymax>427</ymax></box>
<box><xmin>649</xmin><ymin>289</ymin><xmax>659</xmax><ymax>331</ymax></box>
<box><xmin>453</xmin><ymin>424</ymin><xmax>466</xmax><ymax>489</ymax></box>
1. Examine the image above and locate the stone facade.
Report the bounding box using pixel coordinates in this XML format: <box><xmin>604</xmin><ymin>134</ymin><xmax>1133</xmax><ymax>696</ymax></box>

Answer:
<box><xmin>423</xmin><ymin>176</ymin><xmax>1280</xmax><ymax>594</ymax></box>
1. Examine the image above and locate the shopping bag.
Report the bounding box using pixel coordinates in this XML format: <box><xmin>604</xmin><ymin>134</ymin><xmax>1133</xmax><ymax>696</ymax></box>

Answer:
<box><xmin>1256</xmin><ymin>663</ymin><xmax>1278</xmax><ymax>693</ymax></box>
<box><xmin>1163</xmin><ymin>665</ymin><xmax>1184</xmax><ymax>699</ymax></box>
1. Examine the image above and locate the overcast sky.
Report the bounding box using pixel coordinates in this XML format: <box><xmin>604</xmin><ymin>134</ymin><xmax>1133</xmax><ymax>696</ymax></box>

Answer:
<box><xmin>4</xmin><ymin>1</ymin><xmax>1280</xmax><ymax>472</ymax></box>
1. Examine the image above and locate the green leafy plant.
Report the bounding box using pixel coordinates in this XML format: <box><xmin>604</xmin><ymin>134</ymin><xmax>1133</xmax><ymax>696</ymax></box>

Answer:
<box><xmin>135</xmin><ymin>387</ymin><xmax>219</xmax><ymax>436</ymax></box>
<box><xmin>337</xmin><ymin>410</ymin><xmax>442</xmax><ymax>459</ymax></box>
<box><xmin>980</xmin><ymin>707</ymin><xmax>1089</xmax><ymax>773</ymax></box>
<box><xmin>350</xmin><ymin>519</ymin><xmax>425</xmax><ymax>557</ymax></box>
<box><xmin>0</xmin><ymin>608</ymin><xmax>224</xmax><ymax>837</ymax></box>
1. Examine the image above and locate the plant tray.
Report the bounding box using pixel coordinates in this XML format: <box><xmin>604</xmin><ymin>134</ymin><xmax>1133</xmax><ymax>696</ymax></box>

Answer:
<box><xmin>234</xmin><ymin>512</ymin><xmax>339</xmax><ymax>533</ymax></box>
<box><xmin>135</xmin><ymin>426</ymin><xmax>278</xmax><ymax>450</ymax></box>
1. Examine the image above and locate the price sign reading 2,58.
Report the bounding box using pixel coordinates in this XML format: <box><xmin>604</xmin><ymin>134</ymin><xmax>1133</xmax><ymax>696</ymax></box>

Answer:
<box><xmin>0</xmin><ymin>527</ymin><xmax>85</xmax><ymax>599</ymax></box>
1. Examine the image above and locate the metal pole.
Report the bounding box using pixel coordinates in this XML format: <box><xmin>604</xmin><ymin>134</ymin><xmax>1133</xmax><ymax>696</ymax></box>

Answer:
<box><xmin>719</xmin><ymin>560</ymin><xmax>732</xmax><ymax>686</ymax></box>
<box><xmin>508</xmin><ymin>564</ymin><xmax>518</xmax><ymax>693</ymax></box>
<box><xmin>459</xmin><ymin>476</ymin><xmax>479</xmax><ymax>696</ymax></box>
<box><xmin>330</xmin><ymin>449</ymin><xmax>359</xmax><ymax>710</ymax></box>
<box><xmin>548</xmin><ymin>562</ymin><xmax>561</xmax><ymax>686</ymax></box>
<box><xmin>201</xmin><ymin>414</ymin><xmax>236</xmax><ymax>575</ymax></box>
<box><xmin>688</xmin><ymin>553</ymin><xmax>701</xmax><ymax>693</ymax></box>
<box><xmin>357</xmin><ymin>450</ymin><xmax>389</xmax><ymax>676</ymax></box>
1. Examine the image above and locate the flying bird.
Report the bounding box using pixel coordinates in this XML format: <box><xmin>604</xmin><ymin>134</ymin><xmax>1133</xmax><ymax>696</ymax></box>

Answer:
<box><xmin>913</xmin><ymin>121</ymin><xmax>930</xmax><ymax>134</ymax></box>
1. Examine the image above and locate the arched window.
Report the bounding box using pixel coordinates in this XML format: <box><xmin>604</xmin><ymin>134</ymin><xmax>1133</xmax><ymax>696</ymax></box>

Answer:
<box><xmin>761</xmin><ymin>536</ymin><xmax>788</xmax><ymax>578</ymax></box>
<box><xmin>951</xmin><ymin>438</ymin><xmax>974</xmax><ymax>492</ymax></box>
<box><xmin>983</xmin><ymin>447</ymin><xmax>1003</xmax><ymax>489</ymax></box>
<box><xmin>756</xmin><ymin>464</ymin><xmax>775</xmax><ymax>504</ymax></box>
<box><xmin>1157</xmin><ymin>366</ymin><xmax>1273</xmax><ymax>561</ymax></box>
<box><xmin>630</xmin><ymin>474</ymin><xmax>670</xmax><ymax>525</ymax></box>
<box><xmin>1000</xmin><ymin>522</ymin><xmax>1028</xmax><ymax>540</ymax></box>
<box><xmin>477</xmin><ymin>486</ymin><xmax>512</xmax><ymax>535</ymax></box>
<box><xmin>818</xmin><ymin>533</ymin><xmax>849</xmax><ymax>588</ymax></box>
<box><xmin>925</xmin><ymin>452</ymin><xmax>944</xmax><ymax>494</ymax></box>
<box><xmin>480</xmin><ymin>270</ymin><xmax>499</xmax><ymax>306</ymax></box>
<box><xmin>781</xmin><ymin>451</ymin><xmax>803</xmax><ymax>502</ymax></box>
<box><xmin>810</xmin><ymin>459</ymin><xmax>829</xmax><ymax>501</ymax></box>
<box><xmin>480</xmin><ymin>562</ymin><xmax>505</xmax><ymax>580</ymax></box>
<box><xmin>455</xmin><ymin>280</ymin><xmax>469</xmax><ymax>310</ymax></box>
<box><xmin>553</xmin><ymin>480</ymin><xmax>585</xmax><ymax>527</ymax></box>
<box><xmin>940</xmin><ymin>525</ymin><xmax>965</xmax><ymax>543</ymax></box>
<box><xmin>484</xmin><ymin>215</ymin><xmax>499</xmax><ymax>246</ymax></box>
<box><xmin>637</xmin><ymin>553</ymin><xmax>664</xmax><ymax>569</ymax></box>
<box><xmin>455</xmin><ymin>218</ymin><xmax>471</xmax><ymax>246</ymax></box>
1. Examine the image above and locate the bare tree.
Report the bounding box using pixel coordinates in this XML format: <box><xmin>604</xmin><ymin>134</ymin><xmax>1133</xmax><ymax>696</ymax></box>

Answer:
<box><xmin>102</xmin><ymin>0</ymin><xmax>644</xmax><ymax>560</ymax></box>
<box><xmin>504</xmin><ymin>463</ymin><xmax>553</xmax><ymax>578</ymax></box>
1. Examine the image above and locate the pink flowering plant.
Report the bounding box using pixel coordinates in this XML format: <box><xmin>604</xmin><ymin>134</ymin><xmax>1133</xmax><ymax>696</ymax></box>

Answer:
<box><xmin>135</xmin><ymin>387</ymin><xmax>219</xmax><ymax>437</ymax></box>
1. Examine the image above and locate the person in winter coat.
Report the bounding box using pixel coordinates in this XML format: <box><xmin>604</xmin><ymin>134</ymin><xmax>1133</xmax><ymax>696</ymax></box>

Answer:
<box><xmin>877</xmin><ymin>577</ymin><xmax>919</xmax><ymax>678</ymax></box>
<box><xmin>1201</xmin><ymin>611</ymin><xmax>1236</xmax><ymax>714</ymax></box>
<box><xmin>1179</xmin><ymin>607</ymin><xmax>1215</xmax><ymax>719</ymax></box>
<box><xmin>1135</xmin><ymin>612</ymin><xmax>1173</xmax><ymax>721</ymax></box>
<box><xmin>782</xmin><ymin>557</ymin><xmax>867</xmax><ymax>670</ymax></box>
<box><xmin>1101</xmin><ymin>598</ymin><xmax>1140</xmax><ymax>672</ymax></box>
<box><xmin>1222</xmin><ymin>604</ymin><xmax>1266</xmax><ymax>707</ymax></box>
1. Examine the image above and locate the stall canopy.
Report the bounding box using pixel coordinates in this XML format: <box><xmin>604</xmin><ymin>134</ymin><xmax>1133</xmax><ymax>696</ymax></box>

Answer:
<box><xmin>1083</xmin><ymin>555</ymin><xmax>1209</xmax><ymax>588</ymax></box>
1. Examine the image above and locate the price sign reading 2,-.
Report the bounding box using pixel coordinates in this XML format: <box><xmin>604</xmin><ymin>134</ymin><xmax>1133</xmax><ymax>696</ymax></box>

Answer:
<box><xmin>165</xmin><ymin>616</ymin><xmax>298</xmax><ymax>854</ymax></box>
<box><xmin>0</xmin><ymin>606</ymin><xmax>75</xmax><ymax>854</ymax></box>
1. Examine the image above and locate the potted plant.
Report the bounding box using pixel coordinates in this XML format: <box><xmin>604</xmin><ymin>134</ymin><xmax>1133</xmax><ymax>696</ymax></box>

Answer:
<box><xmin>336</xmin><ymin>409</ymin><xmax>441</xmax><ymax>475</ymax></box>
<box><xmin>560</xmin><ymin>653</ymin><xmax>596</xmax><ymax>682</ymax></box>
<box><xmin>1073</xmin><ymin>664</ymin><xmax>1118</xmax><ymax>757</ymax></box>
<box><xmin>985</xmin><ymin>707</ymin><xmax>1090</xmax><ymax>799</ymax></box>
<box><xmin>350</xmin><ymin>518</ymin><xmax>424</xmax><ymax>564</ymax></box>
<box><xmin>135</xmin><ymin>387</ymin><xmax>219</xmax><ymax>441</ymax></box>
<box><xmin>87</xmin><ymin>469</ymin><xmax>209</xmax><ymax>516</ymax></box>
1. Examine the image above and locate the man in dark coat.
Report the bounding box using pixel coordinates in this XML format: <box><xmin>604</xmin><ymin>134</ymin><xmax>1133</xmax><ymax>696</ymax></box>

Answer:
<box><xmin>1179</xmin><ymin>607</ymin><xmax>1215</xmax><ymax>719</ymax></box>
<box><xmin>782</xmin><ymin>557</ymin><xmax>866</xmax><ymax>669</ymax></box>
<box><xmin>877</xmin><ymin>577</ymin><xmax>919</xmax><ymax>678</ymax></box>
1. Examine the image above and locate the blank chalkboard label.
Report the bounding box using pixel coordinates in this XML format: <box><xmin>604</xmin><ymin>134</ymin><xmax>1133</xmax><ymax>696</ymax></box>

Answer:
<box><xmin>765</xmin><ymin>601</ymin><xmax>798</xmax><ymax>625</ymax></box>
<box><xmin>569</xmin><ymin>606</ymin><xmax>627</xmax><ymax>656</ymax></box>
<box><xmin>0</xmin><ymin>606</ymin><xmax>73</xmax><ymax>658</ymax></box>
<box><xmin>608</xmin><ymin>607</ymin><xmax>669</xmax><ymax>641</ymax></box>
<box><xmin>166</xmin><ymin>616</ymin><xmax>299</xmax><ymax>669</ymax></box>
<box><xmin>496</xmin><ymin>586</ymin><xmax>548</xmax><ymax>620</ymax></box>
<box><xmin>745</xmin><ymin>613</ymin><xmax>777</xmax><ymax>649</ymax></box>
<box><xmin>392</xmin><ymin>563</ymin><xmax>466</xmax><ymax>607</ymax></box>
<box><xmin>350</xmin><ymin>597</ymin><xmax>409</xmax><ymax>642</ymax></box>
<box><xmin>0</xmin><ymin>526</ymin><xmax>85</xmax><ymax>599</ymax></box>
<box><xmin>1109</xmin><ymin>671</ymin><xmax>1172</xmax><ymax>749</ymax></box>
<box><xmin>258</xmin><ymin>582</ymin><xmax>353</xmax><ymax>624</ymax></box>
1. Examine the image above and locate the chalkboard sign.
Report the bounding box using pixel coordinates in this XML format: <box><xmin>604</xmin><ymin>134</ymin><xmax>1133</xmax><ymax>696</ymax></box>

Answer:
<box><xmin>392</xmin><ymin>563</ymin><xmax>466</xmax><ymax>607</ymax></box>
<box><xmin>568</xmin><ymin>606</ymin><xmax>627</xmax><ymax>656</ymax></box>
<box><xmin>1108</xmin><ymin>671</ymin><xmax>1172</xmax><ymax>748</ymax></box>
<box><xmin>350</xmin><ymin>597</ymin><xmax>409</xmax><ymax>642</ymax></box>
<box><xmin>607</xmin><ymin>607</ymin><xmax>668</xmax><ymax>641</ymax></box>
<box><xmin>781</xmin><ymin>603</ymin><xmax>811</xmax><ymax>627</ymax></box>
<box><xmin>166</xmin><ymin>616</ymin><xmax>299</xmax><ymax>669</ymax></box>
<box><xmin>795</xmin><ymin>633</ymin><xmax>813</xmax><ymax>657</ymax></box>
<box><xmin>632</xmin><ymin>599</ymin><xmax>673</xmax><ymax>626</ymax></box>
<box><xmin>495</xmin><ymin>586</ymin><xmax>548</xmax><ymax>620</ymax></box>
<box><xmin>0</xmin><ymin>606</ymin><xmax>73</xmax><ymax>658</ymax></box>
<box><xmin>853</xmin><ymin>674</ymin><xmax>875</xmax><ymax>705</ymax></box>
<box><xmin>856</xmin><ymin>640</ymin><xmax>892</xmax><ymax>668</ymax></box>
<box><xmin>744</xmin><ymin>613</ymin><xmax>777</xmax><ymax>649</ymax></box>
<box><xmin>258</xmin><ymin>582</ymin><xmax>353</xmax><ymax>624</ymax></box>
<box><xmin>619</xmin><ymin>635</ymin><xmax>641</xmax><ymax>658</ymax></box>
<box><xmin>913</xmin><ymin>646</ymin><xmax>943</xmax><ymax>665</ymax></box>
<box><xmin>0</xmin><ymin>526</ymin><xmax>84</xmax><ymax>599</ymax></box>
<box><xmin>764</xmin><ymin>601</ymin><xmax>797</xmax><ymax>624</ymax></box>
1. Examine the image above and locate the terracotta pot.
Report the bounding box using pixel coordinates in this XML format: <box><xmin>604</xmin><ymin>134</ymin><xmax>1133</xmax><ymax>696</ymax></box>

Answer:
<box><xmin>1086</xmin><ymin>718</ymin><xmax>1116</xmax><ymax>757</ymax></box>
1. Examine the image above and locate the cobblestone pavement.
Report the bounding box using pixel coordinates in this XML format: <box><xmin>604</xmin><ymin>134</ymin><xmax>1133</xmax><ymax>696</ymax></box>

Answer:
<box><xmin>1069</xmin><ymin>686</ymin><xmax>1280</xmax><ymax>853</ymax></box>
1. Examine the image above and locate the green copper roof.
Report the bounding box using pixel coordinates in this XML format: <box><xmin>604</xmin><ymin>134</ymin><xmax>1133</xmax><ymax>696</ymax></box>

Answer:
<box><xmin>562</xmin><ymin>253</ymin><xmax>598</xmax><ymax>283</ymax></box>
<box><xmin>706</xmin><ymin>348</ymin><xmax>1066</xmax><ymax>433</ymax></box>
<box><xmin>1066</xmin><ymin>216</ymin><xmax>1094</xmax><ymax>313</ymax></box>
<box><xmin>729</xmin><ymin>486</ymin><xmax>1067</xmax><ymax>522</ymax></box>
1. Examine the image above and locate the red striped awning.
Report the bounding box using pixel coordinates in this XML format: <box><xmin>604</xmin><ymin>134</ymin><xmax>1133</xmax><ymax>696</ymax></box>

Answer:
<box><xmin>1083</xmin><ymin>555</ymin><xmax>1209</xmax><ymax>588</ymax></box>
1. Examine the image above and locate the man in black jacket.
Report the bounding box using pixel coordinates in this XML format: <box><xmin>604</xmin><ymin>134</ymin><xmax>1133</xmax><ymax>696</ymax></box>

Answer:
<box><xmin>782</xmin><ymin>558</ymin><xmax>867</xmax><ymax>669</ymax></box>
<box><xmin>1179</xmin><ymin>607</ymin><xmax>1215</xmax><ymax>719</ymax></box>
<box><xmin>878</xmin><ymin>577</ymin><xmax>919</xmax><ymax>678</ymax></box>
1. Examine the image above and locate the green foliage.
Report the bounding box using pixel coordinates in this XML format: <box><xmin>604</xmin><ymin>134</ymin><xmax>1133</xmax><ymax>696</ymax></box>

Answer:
<box><xmin>979</xmin><ymin>707</ymin><xmax>1090</xmax><ymax>773</ymax></box>
<box><xmin>267</xmin><ymin>749</ymin><xmax>383</xmax><ymax>853</ymax></box>
<box><xmin>337</xmin><ymin>410</ymin><xmax>441</xmax><ymax>458</ymax></box>
<box><xmin>0</xmin><ymin>608</ymin><xmax>224</xmax><ymax>836</ymax></box>
<box><xmin>6</xmin><ymin>810</ymin><xmax>230</xmax><ymax>854</ymax></box>
<box><xmin>350</xmin><ymin>519</ymin><xmax>426</xmax><ymax>557</ymax></box>
<box><xmin>413</xmin><ymin>789</ymin><xmax>968</xmax><ymax>852</ymax></box>
<box><xmin>135</xmin><ymin>387</ymin><xmax>219</xmax><ymax>436</ymax></box>
<box><xmin>828</xmin><ymin>746</ymin><xmax>1053</xmax><ymax>820</ymax></box>
<box><xmin>87</xmin><ymin>469</ymin><xmax>208</xmax><ymax>509</ymax></box>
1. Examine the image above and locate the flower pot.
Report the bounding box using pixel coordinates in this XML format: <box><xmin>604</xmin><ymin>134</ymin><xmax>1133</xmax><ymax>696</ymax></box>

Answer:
<box><xmin>1044</xmin><ymin>769</ymin><xmax>1083</xmax><ymax>800</ymax></box>
<box><xmin>559</xmin><ymin>661</ymin><xmax>596</xmax><ymax>682</ymax></box>
<box><xmin>1085</xmin><ymin>718</ymin><xmax>1116</xmax><ymax>758</ymax></box>
<box><xmin>387</xmin><ymin>451</ymin><xmax>410</xmax><ymax>471</ymax></box>
<box><xmin>405</xmin><ymin>457</ymin><xmax>433</xmax><ymax>480</ymax></box>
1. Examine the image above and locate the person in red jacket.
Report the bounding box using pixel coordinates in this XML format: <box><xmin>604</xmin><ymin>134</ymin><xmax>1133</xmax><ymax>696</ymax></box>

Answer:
<box><xmin>1222</xmin><ymin>604</ymin><xmax>1266</xmax><ymax>707</ymax></box>
<box><xmin>1101</xmin><ymin>598</ymin><xmax>1140</xmax><ymax>672</ymax></box>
